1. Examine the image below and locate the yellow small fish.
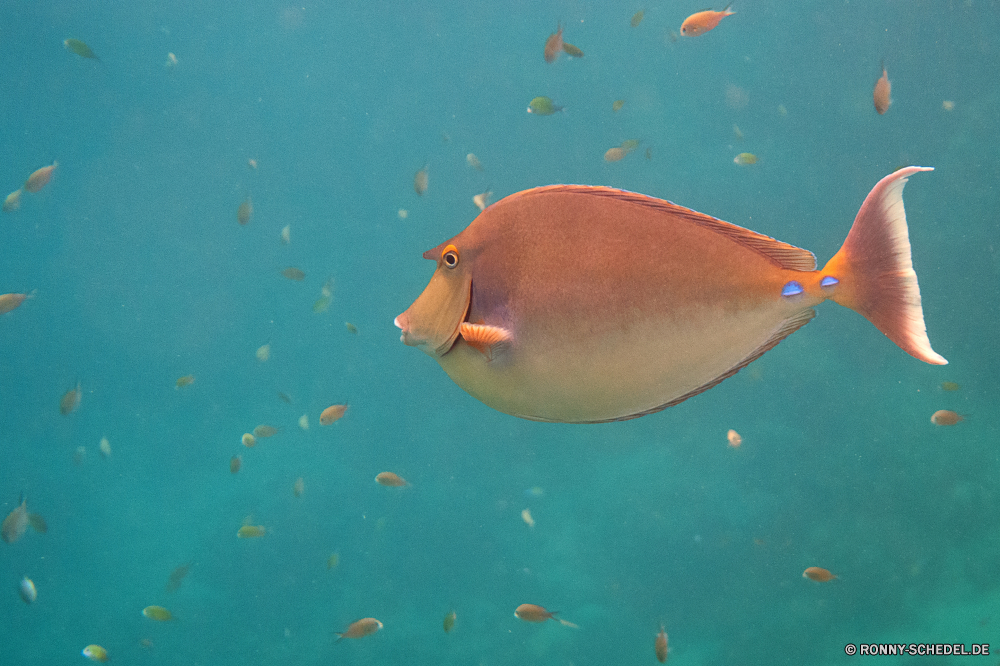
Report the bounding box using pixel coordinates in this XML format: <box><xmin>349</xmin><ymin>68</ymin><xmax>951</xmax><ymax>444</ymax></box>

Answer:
<box><xmin>293</xmin><ymin>477</ymin><xmax>305</xmax><ymax>497</ymax></box>
<box><xmin>176</xmin><ymin>374</ymin><xmax>195</xmax><ymax>389</ymax></box>
<box><xmin>940</xmin><ymin>381</ymin><xmax>960</xmax><ymax>391</ymax></box>
<box><xmin>60</xmin><ymin>382</ymin><xmax>82</xmax><ymax>415</ymax></box>
<box><xmin>65</xmin><ymin>39</ymin><xmax>99</xmax><ymax>60</ymax></box>
<box><xmin>466</xmin><ymin>153</ymin><xmax>483</xmax><ymax>171</ymax></box>
<box><xmin>620</xmin><ymin>139</ymin><xmax>641</xmax><ymax>152</ymax></box>
<box><xmin>3</xmin><ymin>189</ymin><xmax>22</xmax><ymax>212</ymax></box>
<box><xmin>561</xmin><ymin>42</ymin><xmax>584</xmax><ymax>58</ymax></box>
<box><xmin>82</xmin><ymin>644</ymin><xmax>108</xmax><ymax>662</ymax></box>
<box><xmin>313</xmin><ymin>295</ymin><xmax>331</xmax><ymax>313</ymax></box>
<box><xmin>142</xmin><ymin>605</ymin><xmax>174</xmax><ymax>621</ymax></box>
<box><xmin>241</xmin><ymin>433</ymin><xmax>256</xmax><ymax>448</ymax></box>
<box><xmin>521</xmin><ymin>508</ymin><xmax>535</xmax><ymax>528</ymax></box>
<box><xmin>733</xmin><ymin>152</ymin><xmax>758</xmax><ymax>166</ymax></box>
<box><xmin>166</xmin><ymin>52</ymin><xmax>178</xmax><ymax>68</ymax></box>
<box><xmin>327</xmin><ymin>552</ymin><xmax>340</xmax><ymax>569</ymax></box>
<box><xmin>320</xmin><ymin>404</ymin><xmax>347</xmax><ymax>425</ymax></box>
<box><xmin>282</xmin><ymin>267</ymin><xmax>305</xmax><ymax>281</ymax></box>
<box><xmin>298</xmin><ymin>414</ymin><xmax>309</xmax><ymax>430</ymax></box>
<box><xmin>281</xmin><ymin>225</ymin><xmax>291</xmax><ymax>244</ymax></box>
<box><xmin>237</xmin><ymin>525</ymin><xmax>266</xmax><ymax>538</ymax></box>
<box><xmin>604</xmin><ymin>147</ymin><xmax>626</xmax><ymax>163</ymax></box>
<box><xmin>99</xmin><ymin>436</ymin><xmax>111</xmax><ymax>458</ymax></box>
<box><xmin>237</xmin><ymin>196</ymin><xmax>253</xmax><ymax>225</ymax></box>
<box><xmin>443</xmin><ymin>610</ymin><xmax>457</xmax><ymax>633</ymax></box>
<box><xmin>336</xmin><ymin>618</ymin><xmax>383</xmax><ymax>641</ymax></box>
<box><xmin>612</xmin><ymin>99</ymin><xmax>624</xmax><ymax>112</ymax></box>
<box><xmin>345</xmin><ymin>322</ymin><xmax>359</xmax><ymax>334</ymax></box>
<box><xmin>414</xmin><ymin>165</ymin><xmax>429</xmax><ymax>196</ymax></box>
<box><xmin>0</xmin><ymin>291</ymin><xmax>33</xmax><ymax>314</ymax></box>
<box><xmin>473</xmin><ymin>190</ymin><xmax>492</xmax><ymax>211</ymax></box>
<box><xmin>631</xmin><ymin>9</ymin><xmax>645</xmax><ymax>27</ymax></box>
<box><xmin>253</xmin><ymin>424</ymin><xmax>279</xmax><ymax>438</ymax></box>
<box><xmin>527</xmin><ymin>96</ymin><xmax>563</xmax><ymax>116</ymax></box>
<box><xmin>256</xmin><ymin>344</ymin><xmax>271</xmax><ymax>361</ymax></box>
<box><xmin>375</xmin><ymin>471</ymin><xmax>408</xmax><ymax>487</ymax></box>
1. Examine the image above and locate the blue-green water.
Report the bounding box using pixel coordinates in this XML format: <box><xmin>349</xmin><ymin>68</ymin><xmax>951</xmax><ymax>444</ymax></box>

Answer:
<box><xmin>2</xmin><ymin>2</ymin><xmax>998</xmax><ymax>664</ymax></box>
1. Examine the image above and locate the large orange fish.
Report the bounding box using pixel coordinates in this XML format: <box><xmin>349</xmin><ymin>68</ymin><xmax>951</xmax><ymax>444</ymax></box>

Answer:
<box><xmin>680</xmin><ymin>6</ymin><xmax>735</xmax><ymax>36</ymax></box>
<box><xmin>395</xmin><ymin>168</ymin><xmax>946</xmax><ymax>423</ymax></box>
<box><xmin>543</xmin><ymin>23</ymin><xmax>563</xmax><ymax>63</ymax></box>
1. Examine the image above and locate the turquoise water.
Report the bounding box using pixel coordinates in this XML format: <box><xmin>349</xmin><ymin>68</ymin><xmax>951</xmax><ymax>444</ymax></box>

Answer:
<box><xmin>2</xmin><ymin>1</ymin><xmax>998</xmax><ymax>664</ymax></box>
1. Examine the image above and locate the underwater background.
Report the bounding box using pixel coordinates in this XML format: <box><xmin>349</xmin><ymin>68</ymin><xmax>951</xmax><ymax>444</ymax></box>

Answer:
<box><xmin>1</xmin><ymin>1</ymin><xmax>998</xmax><ymax>664</ymax></box>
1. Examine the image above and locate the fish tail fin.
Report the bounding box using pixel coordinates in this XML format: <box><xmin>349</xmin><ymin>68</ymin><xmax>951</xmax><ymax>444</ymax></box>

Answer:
<box><xmin>821</xmin><ymin>167</ymin><xmax>946</xmax><ymax>365</ymax></box>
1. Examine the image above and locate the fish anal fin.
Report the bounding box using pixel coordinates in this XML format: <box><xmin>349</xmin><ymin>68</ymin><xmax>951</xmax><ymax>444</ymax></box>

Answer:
<box><xmin>28</xmin><ymin>513</ymin><xmax>47</xmax><ymax>534</ymax></box>
<box><xmin>511</xmin><ymin>185</ymin><xmax>816</xmax><ymax>271</ymax></box>
<box><xmin>460</xmin><ymin>323</ymin><xmax>512</xmax><ymax>361</ymax></box>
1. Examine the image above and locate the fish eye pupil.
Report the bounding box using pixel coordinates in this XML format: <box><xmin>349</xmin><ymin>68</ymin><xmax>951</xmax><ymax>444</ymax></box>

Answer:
<box><xmin>442</xmin><ymin>246</ymin><xmax>459</xmax><ymax>268</ymax></box>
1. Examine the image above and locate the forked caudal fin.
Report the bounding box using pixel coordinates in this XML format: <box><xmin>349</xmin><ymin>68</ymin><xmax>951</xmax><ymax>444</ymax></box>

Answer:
<box><xmin>820</xmin><ymin>167</ymin><xmax>947</xmax><ymax>365</ymax></box>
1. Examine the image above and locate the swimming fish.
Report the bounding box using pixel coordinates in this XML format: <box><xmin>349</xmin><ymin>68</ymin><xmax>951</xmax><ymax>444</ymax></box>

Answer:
<box><xmin>60</xmin><ymin>382</ymin><xmax>82</xmax><ymax>415</ymax></box>
<box><xmin>443</xmin><ymin>610</ymin><xmax>457</xmax><ymax>633</ymax></box>
<box><xmin>19</xmin><ymin>576</ymin><xmax>37</xmax><ymax>603</ymax></box>
<box><xmin>346</xmin><ymin>322</ymin><xmax>359</xmax><ymax>334</ymax></box>
<box><xmin>940</xmin><ymin>381</ymin><xmax>960</xmax><ymax>391</ymax></box>
<box><xmin>253</xmin><ymin>424</ymin><xmax>279</xmax><ymax>438</ymax></box>
<box><xmin>241</xmin><ymin>433</ymin><xmax>256</xmax><ymax>448</ymax></box>
<box><xmin>734</xmin><ymin>152</ymin><xmax>757</xmax><ymax>166</ymax></box>
<box><xmin>293</xmin><ymin>477</ymin><xmax>305</xmax><ymax>497</ymax></box>
<box><xmin>604</xmin><ymin>147</ymin><xmax>626</xmax><ymax>163</ymax></box>
<box><xmin>337</xmin><ymin>617</ymin><xmax>383</xmax><ymax>641</ymax></box>
<box><xmin>176</xmin><ymin>374</ymin><xmax>195</xmax><ymax>389</ymax></box>
<box><xmin>521</xmin><ymin>508</ymin><xmax>535</xmax><ymax>528</ymax></box>
<box><xmin>930</xmin><ymin>409</ymin><xmax>963</xmax><ymax>426</ymax></box>
<box><xmin>620</xmin><ymin>139</ymin><xmax>641</xmax><ymax>152</ymax></box>
<box><xmin>99</xmin><ymin>436</ymin><xmax>111</xmax><ymax>458</ymax></box>
<box><xmin>320</xmin><ymin>404</ymin><xmax>347</xmax><ymax>425</ymax></box>
<box><xmin>726</xmin><ymin>429</ymin><xmax>742</xmax><ymax>447</ymax></box>
<box><xmin>680</xmin><ymin>6</ymin><xmax>735</xmax><ymax>36</ymax></box>
<box><xmin>473</xmin><ymin>190</ymin><xmax>492</xmax><ymax>211</ymax></box>
<box><xmin>165</xmin><ymin>562</ymin><xmax>192</xmax><ymax>592</ymax></box>
<box><xmin>65</xmin><ymin>39</ymin><xmax>99</xmax><ymax>60</ymax></box>
<box><xmin>166</xmin><ymin>52</ymin><xmax>178</xmax><ymax>68</ymax></box>
<box><xmin>298</xmin><ymin>414</ymin><xmax>309</xmax><ymax>429</ymax></box>
<box><xmin>514</xmin><ymin>603</ymin><xmax>577</xmax><ymax>627</ymax></box>
<box><xmin>81</xmin><ymin>645</ymin><xmax>108</xmax><ymax>662</ymax></box>
<box><xmin>282</xmin><ymin>267</ymin><xmax>305</xmax><ymax>281</ymax></box>
<box><xmin>394</xmin><ymin>168</ymin><xmax>945</xmax><ymax>423</ymax></box>
<box><xmin>561</xmin><ymin>42</ymin><xmax>584</xmax><ymax>58</ymax></box>
<box><xmin>527</xmin><ymin>97</ymin><xmax>563</xmax><ymax>115</ymax></box>
<box><xmin>230</xmin><ymin>455</ymin><xmax>241</xmax><ymax>474</ymax></box>
<box><xmin>256</xmin><ymin>344</ymin><xmax>271</xmax><ymax>361</ymax></box>
<box><xmin>414</xmin><ymin>165</ymin><xmax>429</xmax><ymax>196</ymax></box>
<box><xmin>237</xmin><ymin>525</ymin><xmax>266</xmax><ymax>538</ymax></box>
<box><xmin>655</xmin><ymin>625</ymin><xmax>668</xmax><ymax>663</ymax></box>
<box><xmin>237</xmin><ymin>196</ymin><xmax>253</xmax><ymax>225</ymax></box>
<box><xmin>543</xmin><ymin>23</ymin><xmax>563</xmax><ymax>63</ymax></box>
<box><xmin>612</xmin><ymin>100</ymin><xmax>625</xmax><ymax>112</ymax></box>
<box><xmin>142</xmin><ymin>605</ymin><xmax>174</xmax><ymax>621</ymax></box>
<box><xmin>281</xmin><ymin>225</ymin><xmax>291</xmax><ymax>244</ymax></box>
<box><xmin>25</xmin><ymin>162</ymin><xmax>57</xmax><ymax>193</ymax></box>
<box><xmin>278</xmin><ymin>391</ymin><xmax>292</xmax><ymax>403</ymax></box>
<box><xmin>327</xmin><ymin>552</ymin><xmax>340</xmax><ymax>569</ymax></box>
<box><xmin>375</xmin><ymin>472</ymin><xmax>408</xmax><ymax>487</ymax></box>
<box><xmin>803</xmin><ymin>566</ymin><xmax>836</xmax><ymax>582</ymax></box>
<box><xmin>466</xmin><ymin>153</ymin><xmax>483</xmax><ymax>171</ymax></box>
<box><xmin>631</xmin><ymin>10</ymin><xmax>645</xmax><ymax>27</ymax></box>
<box><xmin>3</xmin><ymin>189</ymin><xmax>22</xmax><ymax>212</ymax></box>
<box><xmin>874</xmin><ymin>65</ymin><xmax>891</xmax><ymax>115</ymax></box>
<box><xmin>0</xmin><ymin>292</ymin><xmax>33</xmax><ymax>314</ymax></box>
<box><xmin>2</xmin><ymin>498</ymin><xmax>46</xmax><ymax>544</ymax></box>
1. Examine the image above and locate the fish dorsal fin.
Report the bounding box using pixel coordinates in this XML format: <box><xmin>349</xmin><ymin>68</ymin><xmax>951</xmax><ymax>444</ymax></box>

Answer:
<box><xmin>513</xmin><ymin>185</ymin><xmax>816</xmax><ymax>271</ymax></box>
<box><xmin>537</xmin><ymin>308</ymin><xmax>816</xmax><ymax>424</ymax></box>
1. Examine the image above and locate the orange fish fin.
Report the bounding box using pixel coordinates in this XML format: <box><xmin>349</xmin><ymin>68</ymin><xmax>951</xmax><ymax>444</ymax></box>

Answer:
<box><xmin>28</xmin><ymin>513</ymin><xmax>47</xmax><ymax>533</ymax></box>
<box><xmin>597</xmin><ymin>309</ymin><xmax>818</xmax><ymax>423</ymax></box>
<box><xmin>460</xmin><ymin>323</ymin><xmax>512</xmax><ymax>360</ymax></box>
<box><xmin>821</xmin><ymin>167</ymin><xmax>946</xmax><ymax>365</ymax></box>
<box><xmin>513</xmin><ymin>185</ymin><xmax>816</xmax><ymax>271</ymax></box>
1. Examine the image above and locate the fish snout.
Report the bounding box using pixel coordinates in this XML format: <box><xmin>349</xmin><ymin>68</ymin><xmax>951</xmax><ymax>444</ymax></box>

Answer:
<box><xmin>394</xmin><ymin>313</ymin><xmax>421</xmax><ymax>347</ymax></box>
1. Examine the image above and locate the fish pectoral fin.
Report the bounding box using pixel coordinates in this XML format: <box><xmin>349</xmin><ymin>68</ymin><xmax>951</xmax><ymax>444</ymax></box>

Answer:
<box><xmin>28</xmin><ymin>514</ymin><xmax>47</xmax><ymax>534</ymax></box>
<box><xmin>460</xmin><ymin>323</ymin><xmax>512</xmax><ymax>360</ymax></box>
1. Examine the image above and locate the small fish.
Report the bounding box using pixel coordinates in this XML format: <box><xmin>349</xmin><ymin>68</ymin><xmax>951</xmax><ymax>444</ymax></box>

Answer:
<box><xmin>940</xmin><ymin>381</ymin><xmax>960</xmax><ymax>391</ymax></box>
<box><xmin>0</xmin><ymin>291</ymin><xmax>33</xmax><ymax>314</ymax></box>
<box><xmin>327</xmin><ymin>552</ymin><xmax>340</xmax><ymax>569</ymax></box>
<box><xmin>19</xmin><ymin>577</ymin><xmax>37</xmax><ymax>604</ymax></box>
<box><xmin>375</xmin><ymin>471</ymin><xmax>408</xmax><ymax>487</ymax></box>
<box><xmin>293</xmin><ymin>477</ymin><xmax>305</xmax><ymax>497</ymax></box>
<box><xmin>336</xmin><ymin>617</ymin><xmax>383</xmax><ymax>641</ymax></box>
<box><xmin>655</xmin><ymin>625</ymin><xmax>668</xmax><ymax>663</ymax></box>
<box><xmin>142</xmin><ymin>605</ymin><xmax>174</xmax><ymax>622</ymax></box>
<box><xmin>281</xmin><ymin>225</ymin><xmax>291</xmax><ymax>244</ymax></box>
<box><xmin>139</xmin><ymin>638</ymin><xmax>154</xmax><ymax>650</ymax></box>
<box><xmin>727</xmin><ymin>429</ymin><xmax>742</xmax><ymax>447</ymax></box>
<box><xmin>544</xmin><ymin>22</ymin><xmax>564</xmax><ymax>63</ymax></box>
<box><xmin>942</xmin><ymin>100</ymin><xmax>955</xmax><ymax>111</ymax></box>
<box><xmin>346</xmin><ymin>322</ymin><xmax>359</xmax><ymax>334</ymax></box>
<box><xmin>680</xmin><ymin>6</ymin><xmax>735</xmax><ymax>36</ymax></box>
<box><xmin>734</xmin><ymin>152</ymin><xmax>757</xmax><ymax>166</ymax></box>
<box><xmin>631</xmin><ymin>10</ymin><xmax>645</xmax><ymax>27</ymax></box>
<box><xmin>230</xmin><ymin>455</ymin><xmax>241</xmax><ymax>474</ymax></box>
<box><xmin>561</xmin><ymin>42</ymin><xmax>584</xmax><ymax>58</ymax></box>
<box><xmin>525</xmin><ymin>486</ymin><xmax>544</xmax><ymax>498</ymax></box>
<box><xmin>778</xmin><ymin>104</ymin><xmax>788</xmax><ymax>116</ymax></box>
<box><xmin>620</xmin><ymin>139</ymin><xmax>641</xmax><ymax>152</ymax></box>
<box><xmin>175</xmin><ymin>374</ymin><xmax>195</xmax><ymax>389</ymax></box>
<box><xmin>165</xmin><ymin>52</ymin><xmax>178</xmax><ymax>68</ymax></box>
<box><xmin>521</xmin><ymin>508</ymin><xmax>535</xmax><ymax>528</ymax></box>
<box><xmin>241</xmin><ymin>433</ymin><xmax>256</xmax><ymax>448</ymax></box>
<box><xmin>733</xmin><ymin>124</ymin><xmax>744</xmax><ymax>141</ymax></box>
<box><xmin>253</xmin><ymin>424</ymin><xmax>279</xmax><ymax>438</ymax></box>
<box><xmin>278</xmin><ymin>391</ymin><xmax>292</xmax><ymax>403</ymax></box>
<box><xmin>398</xmin><ymin>208</ymin><xmax>409</xmax><ymax>219</ymax></box>
<box><xmin>443</xmin><ymin>610</ymin><xmax>457</xmax><ymax>633</ymax></box>
<box><xmin>612</xmin><ymin>99</ymin><xmax>624</xmax><ymax>112</ymax></box>
<box><xmin>3</xmin><ymin>189</ymin><xmax>22</xmax><ymax>212</ymax></box>
<box><xmin>466</xmin><ymin>153</ymin><xmax>483</xmax><ymax>171</ymax></box>
<box><xmin>237</xmin><ymin>196</ymin><xmax>253</xmax><ymax>225</ymax></box>
<box><xmin>514</xmin><ymin>603</ymin><xmax>577</xmax><ymax>627</ymax></box>
<box><xmin>237</xmin><ymin>525</ymin><xmax>266</xmax><ymax>538</ymax></box>
<box><xmin>604</xmin><ymin>147</ymin><xmax>626</xmax><ymax>163</ymax></box>
<box><xmin>256</xmin><ymin>344</ymin><xmax>271</xmax><ymax>362</ymax></box>
<box><xmin>165</xmin><ymin>561</ymin><xmax>192</xmax><ymax>592</ymax></box>
<box><xmin>25</xmin><ymin>162</ymin><xmax>57</xmax><ymax>193</ymax></box>
<box><xmin>473</xmin><ymin>190</ymin><xmax>492</xmax><ymax>211</ymax></box>
<box><xmin>527</xmin><ymin>96</ymin><xmax>563</xmax><ymax>115</ymax></box>
<box><xmin>60</xmin><ymin>382</ymin><xmax>82</xmax><ymax>415</ymax></box>
<box><xmin>282</xmin><ymin>267</ymin><xmax>305</xmax><ymax>281</ymax></box>
<box><xmin>82</xmin><ymin>645</ymin><xmax>109</xmax><ymax>662</ymax></box>
<box><xmin>414</xmin><ymin>165</ymin><xmax>429</xmax><ymax>196</ymax></box>
<box><xmin>99</xmin><ymin>436</ymin><xmax>111</xmax><ymax>458</ymax></box>
<box><xmin>321</xmin><ymin>279</ymin><xmax>333</xmax><ymax>298</ymax></box>
<box><xmin>803</xmin><ymin>566</ymin><xmax>837</xmax><ymax>582</ymax></box>
<box><xmin>931</xmin><ymin>409</ymin><xmax>963</xmax><ymax>426</ymax></box>
<box><xmin>65</xmin><ymin>39</ymin><xmax>100</xmax><ymax>60</ymax></box>
<box><xmin>313</xmin><ymin>295</ymin><xmax>331</xmax><ymax>313</ymax></box>
<box><xmin>873</xmin><ymin>65</ymin><xmax>891</xmax><ymax>115</ymax></box>
<box><xmin>320</xmin><ymin>404</ymin><xmax>347</xmax><ymax>425</ymax></box>
<box><xmin>73</xmin><ymin>446</ymin><xmax>86</xmax><ymax>465</ymax></box>
<box><xmin>298</xmin><ymin>414</ymin><xmax>309</xmax><ymax>430</ymax></box>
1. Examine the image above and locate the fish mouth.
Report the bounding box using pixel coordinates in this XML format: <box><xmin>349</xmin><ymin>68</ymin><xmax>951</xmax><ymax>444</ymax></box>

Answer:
<box><xmin>393</xmin><ymin>314</ymin><xmax>421</xmax><ymax>347</ymax></box>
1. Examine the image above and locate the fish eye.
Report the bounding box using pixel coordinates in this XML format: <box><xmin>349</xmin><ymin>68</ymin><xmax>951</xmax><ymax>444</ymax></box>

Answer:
<box><xmin>442</xmin><ymin>244</ymin><xmax>460</xmax><ymax>269</ymax></box>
